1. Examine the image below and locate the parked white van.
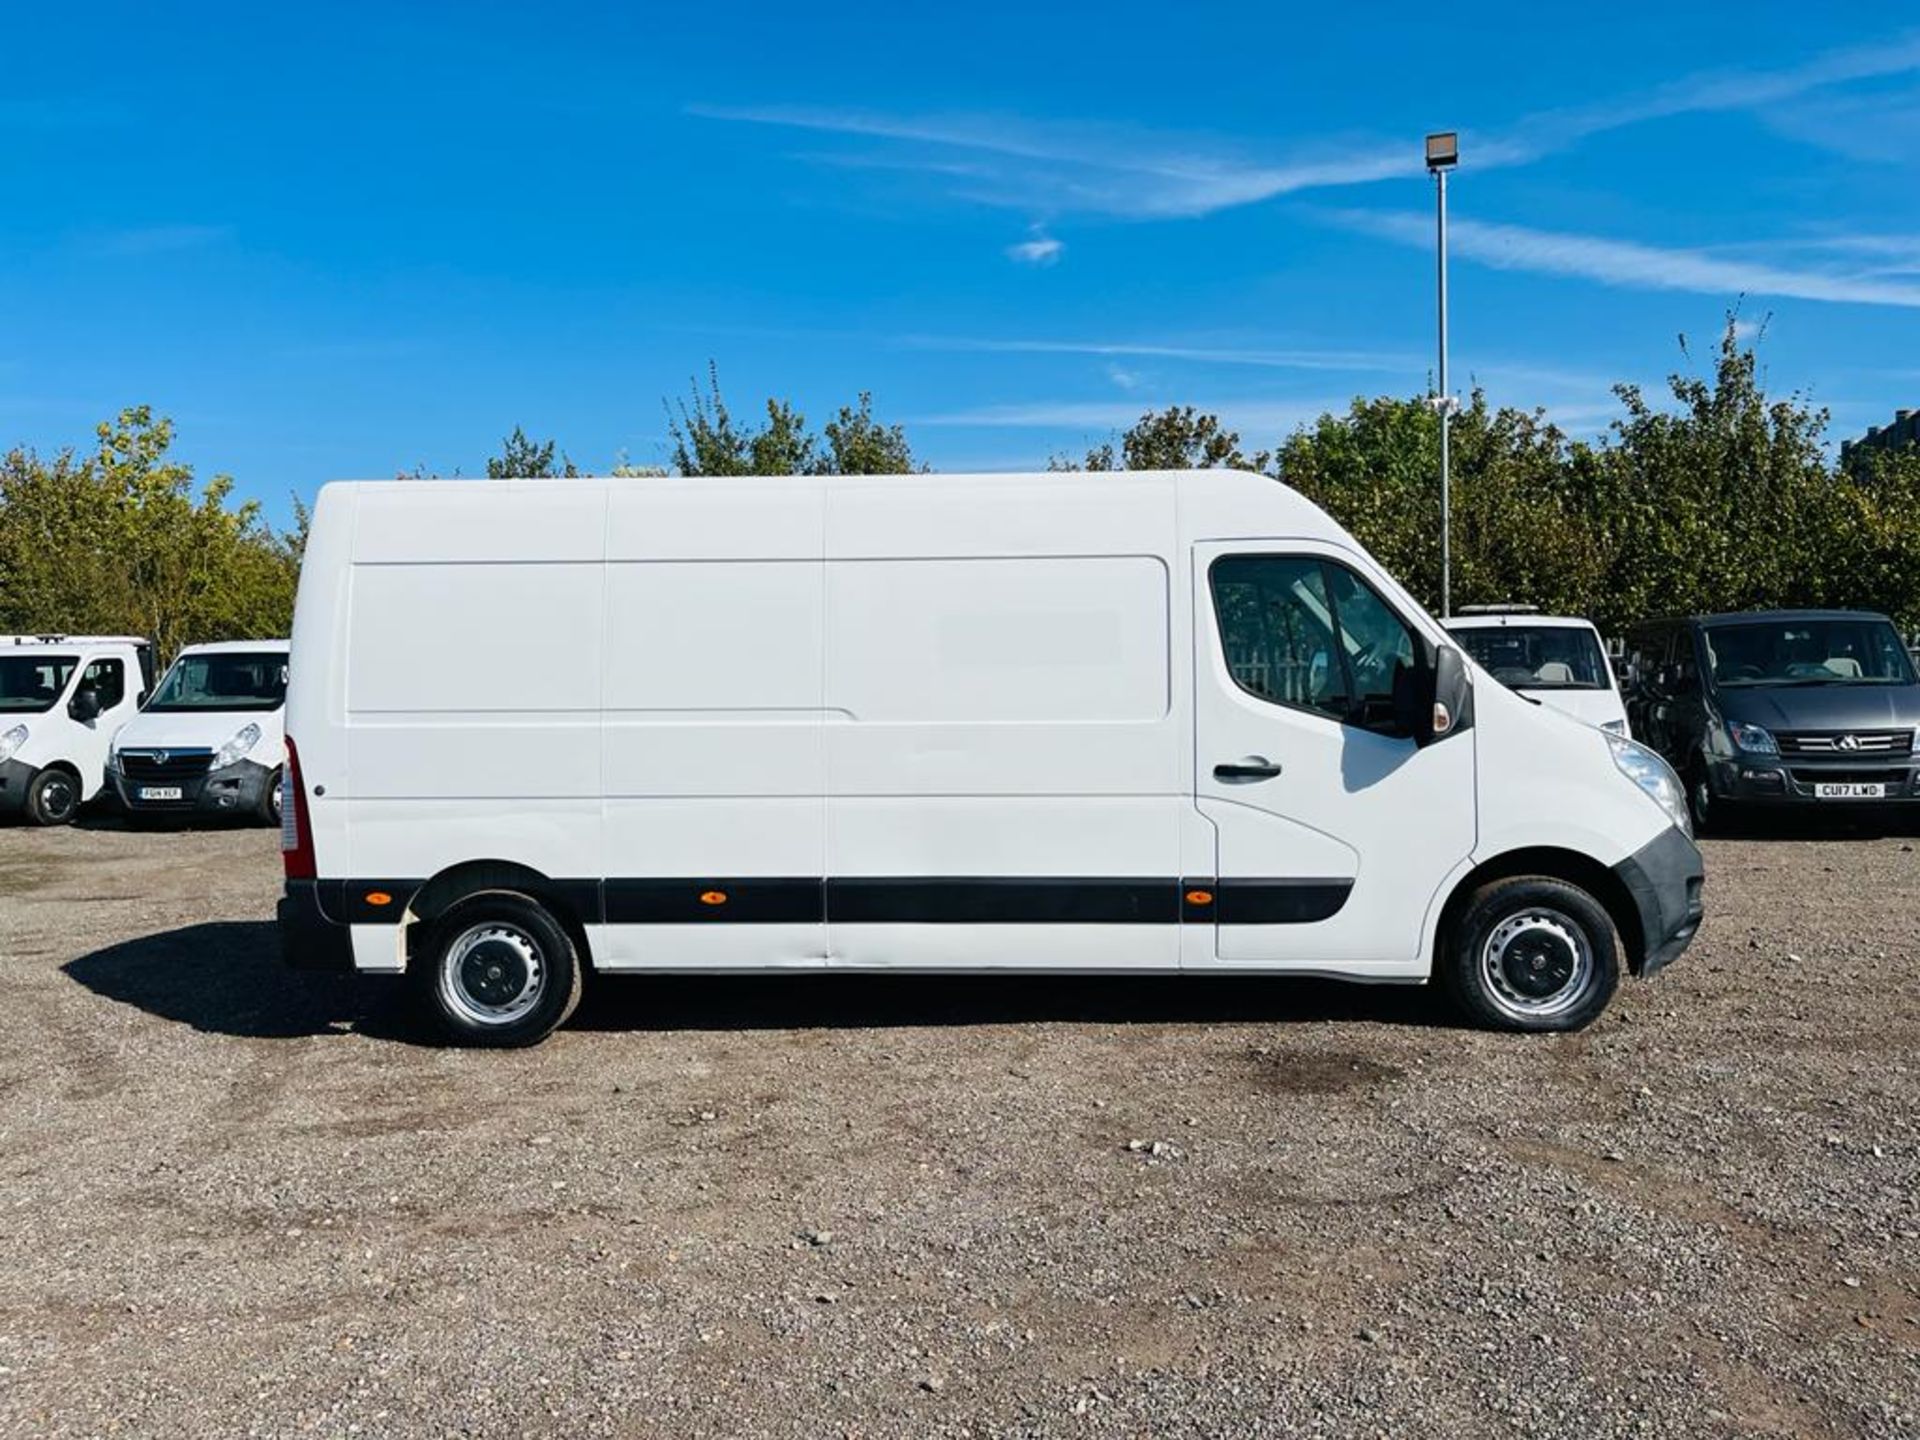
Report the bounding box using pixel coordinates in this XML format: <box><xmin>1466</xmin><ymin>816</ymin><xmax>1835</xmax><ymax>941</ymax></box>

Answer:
<box><xmin>279</xmin><ymin>472</ymin><xmax>1703</xmax><ymax>1045</ymax></box>
<box><xmin>0</xmin><ymin>635</ymin><xmax>154</xmax><ymax>825</ymax></box>
<box><xmin>110</xmin><ymin>640</ymin><xmax>289</xmax><ymax>825</ymax></box>
<box><xmin>1445</xmin><ymin>610</ymin><xmax>1631</xmax><ymax>737</ymax></box>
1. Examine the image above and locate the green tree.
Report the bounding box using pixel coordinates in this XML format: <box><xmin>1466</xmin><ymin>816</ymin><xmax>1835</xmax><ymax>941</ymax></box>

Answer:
<box><xmin>820</xmin><ymin>392</ymin><xmax>917</xmax><ymax>474</ymax></box>
<box><xmin>667</xmin><ymin>365</ymin><xmax>915</xmax><ymax>477</ymax></box>
<box><xmin>0</xmin><ymin>407</ymin><xmax>300</xmax><ymax>659</ymax></box>
<box><xmin>1052</xmin><ymin>406</ymin><xmax>1268</xmax><ymax>473</ymax></box>
<box><xmin>486</xmin><ymin>425</ymin><xmax>576</xmax><ymax>478</ymax></box>
<box><xmin>1583</xmin><ymin>322</ymin><xmax>1841</xmax><ymax>630</ymax></box>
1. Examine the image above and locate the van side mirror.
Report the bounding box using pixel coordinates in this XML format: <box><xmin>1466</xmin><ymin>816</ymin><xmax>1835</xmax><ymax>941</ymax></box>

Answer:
<box><xmin>69</xmin><ymin>687</ymin><xmax>101</xmax><ymax>722</ymax></box>
<box><xmin>1393</xmin><ymin>645</ymin><xmax>1473</xmax><ymax>746</ymax></box>
<box><xmin>1426</xmin><ymin>644</ymin><xmax>1473</xmax><ymax>744</ymax></box>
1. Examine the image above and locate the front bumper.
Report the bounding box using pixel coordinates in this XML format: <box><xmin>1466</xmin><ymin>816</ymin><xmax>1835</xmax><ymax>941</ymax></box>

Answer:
<box><xmin>278</xmin><ymin>879</ymin><xmax>356</xmax><ymax>972</ymax></box>
<box><xmin>1612</xmin><ymin>825</ymin><xmax>1705</xmax><ymax>977</ymax></box>
<box><xmin>1708</xmin><ymin>754</ymin><xmax>1920</xmax><ymax>806</ymax></box>
<box><xmin>112</xmin><ymin>757</ymin><xmax>276</xmax><ymax>818</ymax></box>
<box><xmin>0</xmin><ymin>758</ymin><xmax>35</xmax><ymax>815</ymax></box>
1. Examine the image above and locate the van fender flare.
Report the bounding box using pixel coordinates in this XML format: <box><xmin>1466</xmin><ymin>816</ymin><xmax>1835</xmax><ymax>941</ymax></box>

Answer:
<box><xmin>1426</xmin><ymin>844</ymin><xmax>1648</xmax><ymax>976</ymax></box>
<box><xmin>399</xmin><ymin>861</ymin><xmax>596</xmax><ymax>973</ymax></box>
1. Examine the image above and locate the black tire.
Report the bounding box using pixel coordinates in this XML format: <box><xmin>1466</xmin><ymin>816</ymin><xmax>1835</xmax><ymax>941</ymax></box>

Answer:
<box><xmin>410</xmin><ymin>890</ymin><xmax>582</xmax><ymax>1047</ymax></box>
<box><xmin>24</xmin><ymin>767</ymin><xmax>81</xmax><ymax>827</ymax></box>
<box><xmin>1442</xmin><ymin>876</ymin><xmax>1620</xmax><ymax>1033</ymax></box>
<box><xmin>256</xmin><ymin>767</ymin><xmax>283</xmax><ymax>827</ymax></box>
<box><xmin>1685</xmin><ymin>756</ymin><xmax>1732</xmax><ymax>836</ymax></box>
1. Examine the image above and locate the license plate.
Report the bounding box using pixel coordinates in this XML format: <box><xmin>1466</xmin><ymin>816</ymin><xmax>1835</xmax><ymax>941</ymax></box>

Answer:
<box><xmin>138</xmin><ymin>786</ymin><xmax>183</xmax><ymax>801</ymax></box>
<box><xmin>1816</xmin><ymin>782</ymin><xmax>1884</xmax><ymax>799</ymax></box>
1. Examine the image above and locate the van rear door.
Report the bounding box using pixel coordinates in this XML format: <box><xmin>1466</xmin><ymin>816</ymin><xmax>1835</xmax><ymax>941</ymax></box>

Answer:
<box><xmin>1191</xmin><ymin>541</ymin><xmax>1475</xmax><ymax>969</ymax></box>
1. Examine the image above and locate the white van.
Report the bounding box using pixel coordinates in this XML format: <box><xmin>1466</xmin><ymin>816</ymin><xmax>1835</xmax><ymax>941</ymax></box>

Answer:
<box><xmin>0</xmin><ymin>635</ymin><xmax>154</xmax><ymax>825</ymax></box>
<box><xmin>278</xmin><ymin>472</ymin><xmax>1703</xmax><ymax>1046</ymax></box>
<box><xmin>110</xmin><ymin>640</ymin><xmax>290</xmax><ymax>825</ymax></box>
<box><xmin>1445</xmin><ymin>611</ymin><xmax>1631</xmax><ymax>736</ymax></box>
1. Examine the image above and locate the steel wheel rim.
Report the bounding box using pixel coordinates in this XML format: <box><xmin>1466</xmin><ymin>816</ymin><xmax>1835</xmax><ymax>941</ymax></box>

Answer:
<box><xmin>40</xmin><ymin>775</ymin><xmax>76</xmax><ymax>821</ymax></box>
<box><xmin>1480</xmin><ymin>907</ymin><xmax>1593</xmax><ymax>1020</ymax></box>
<box><xmin>439</xmin><ymin>922</ymin><xmax>546</xmax><ymax>1027</ymax></box>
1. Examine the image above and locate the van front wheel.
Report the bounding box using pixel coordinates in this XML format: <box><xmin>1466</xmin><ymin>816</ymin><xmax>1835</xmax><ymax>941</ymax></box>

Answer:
<box><xmin>1442</xmin><ymin>877</ymin><xmax>1619</xmax><ymax>1032</ymax></box>
<box><xmin>413</xmin><ymin>891</ymin><xmax>582</xmax><ymax>1047</ymax></box>
<box><xmin>24</xmin><ymin>768</ymin><xmax>81</xmax><ymax>826</ymax></box>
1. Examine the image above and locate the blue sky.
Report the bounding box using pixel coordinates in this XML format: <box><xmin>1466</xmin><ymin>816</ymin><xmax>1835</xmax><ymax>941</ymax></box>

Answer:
<box><xmin>3</xmin><ymin>3</ymin><xmax>1918</xmax><ymax>527</ymax></box>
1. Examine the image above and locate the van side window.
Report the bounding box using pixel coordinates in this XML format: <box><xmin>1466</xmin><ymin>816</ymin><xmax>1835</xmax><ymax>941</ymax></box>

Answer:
<box><xmin>1210</xmin><ymin>555</ymin><xmax>1419</xmax><ymax>731</ymax></box>
<box><xmin>1212</xmin><ymin>556</ymin><xmax>1346</xmax><ymax>719</ymax></box>
<box><xmin>82</xmin><ymin>658</ymin><xmax>125</xmax><ymax>711</ymax></box>
<box><xmin>1322</xmin><ymin>564</ymin><xmax>1418</xmax><ymax>728</ymax></box>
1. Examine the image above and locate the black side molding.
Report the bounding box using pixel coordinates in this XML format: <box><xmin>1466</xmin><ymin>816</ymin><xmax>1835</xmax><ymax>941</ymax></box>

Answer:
<box><xmin>288</xmin><ymin>875</ymin><xmax>1358</xmax><ymax>931</ymax></box>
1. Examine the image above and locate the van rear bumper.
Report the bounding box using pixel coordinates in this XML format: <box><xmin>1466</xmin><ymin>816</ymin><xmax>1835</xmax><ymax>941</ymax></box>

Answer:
<box><xmin>278</xmin><ymin>879</ymin><xmax>356</xmax><ymax>972</ymax></box>
<box><xmin>1612</xmin><ymin>826</ymin><xmax>1705</xmax><ymax>977</ymax></box>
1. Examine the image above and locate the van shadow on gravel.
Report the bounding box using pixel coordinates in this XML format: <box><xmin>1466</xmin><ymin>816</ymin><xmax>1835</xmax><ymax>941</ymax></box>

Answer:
<box><xmin>575</xmin><ymin>970</ymin><xmax>1450</xmax><ymax>1034</ymax></box>
<box><xmin>63</xmin><ymin>922</ymin><xmax>410</xmax><ymax>1042</ymax></box>
<box><xmin>62</xmin><ymin>921</ymin><xmax>1452</xmax><ymax>1041</ymax></box>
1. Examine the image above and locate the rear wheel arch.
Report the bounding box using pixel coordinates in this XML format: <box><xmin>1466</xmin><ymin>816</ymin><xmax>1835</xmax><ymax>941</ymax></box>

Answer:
<box><xmin>1435</xmin><ymin>846</ymin><xmax>1644</xmax><ymax>974</ymax></box>
<box><xmin>402</xmin><ymin>860</ymin><xmax>594</xmax><ymax>972</ymax></box>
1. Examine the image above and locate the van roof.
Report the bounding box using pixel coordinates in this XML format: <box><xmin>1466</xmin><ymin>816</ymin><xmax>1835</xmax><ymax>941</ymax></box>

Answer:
<box><xmin>1445</xmin><ymin>614</ymin><xmax>1599</xmax><ymax>632</ymax></box>
<box><xmin>0</xmin><ymin>634</ymin><xmax>151</xmax><ymax>651</ymax></box>
<box><xmin>1657</xmin><ymin>609</ymin><xmax>1896</xmax><ymax>627</ymax></box>
<box><xmin>316</xmin><ymin>468</ymin><xmax>1352</xmax><ymax>545</ymax></box>
<box><xmin>175</xmin><ymin>639</ymin><xmax>291</xmax><ymax>656</ymax></box>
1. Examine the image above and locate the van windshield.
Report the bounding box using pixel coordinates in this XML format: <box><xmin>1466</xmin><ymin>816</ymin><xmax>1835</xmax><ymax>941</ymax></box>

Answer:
<box><xmin>1453</xmin><ymin>626</ymin><xmax>1611</xmax><ymax>691</ymax></box>
<box><xmin>0</xmin><ymin>654</ymin><xmax>77</xmax><ymax>712</ymax></box>
<box><xmin>1703</xmin><ymin>617</ymin><xmax>1917</xmax><ymax>687</ymax></box>
<box><xmin>146</xmin><ymin>652</ymin><xmax>289</xmax><ymax>712</ymax></box>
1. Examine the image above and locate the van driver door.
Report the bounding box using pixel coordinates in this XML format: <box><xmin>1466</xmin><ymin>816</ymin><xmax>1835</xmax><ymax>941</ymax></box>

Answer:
<box><xmin>1189</xmin><ymin>542</ymin><xmax>1476</xmax><ymax>971</ymax></box>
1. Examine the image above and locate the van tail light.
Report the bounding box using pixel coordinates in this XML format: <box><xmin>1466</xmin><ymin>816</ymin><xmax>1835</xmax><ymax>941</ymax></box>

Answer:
<box><xmin>282</xmin><ymin>735</ymin><xmax>316</xmax><ymax>880</ymax></box>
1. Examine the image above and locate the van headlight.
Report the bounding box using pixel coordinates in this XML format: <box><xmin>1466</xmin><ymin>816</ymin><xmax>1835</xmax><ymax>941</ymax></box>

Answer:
<box><xmin>0</xmin><ymin>724</ymin><xmax>26</xmax><ymax>765</ymax></box>
<box><xmin>1606</xmin><ymin>731</ymin><xmax>1691</xmax><ymax>837</ymax></box>
<box><xmin>211</xmin><ymin>722</ymin><xmax>262</xmax><ymax>770</ymax></box>
<box><xmin>1727</xmin><ymin>721</ymin><xmax>1777</xmax><ymax>755</ymax></box>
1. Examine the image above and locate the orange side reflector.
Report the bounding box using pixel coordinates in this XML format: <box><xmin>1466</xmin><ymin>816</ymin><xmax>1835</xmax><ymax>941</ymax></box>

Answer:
<box><xmin>698</xmin><ymin>890</ymin><xmax>729</xmax><ymax>906</ymax></box>
<box><xmin>365</xmin><ymin>891</ymin><xmax>393</xmax><ymax>907</ymax></box>
<box><xmin>1185</xmin><ymin>889</ymin><xmax>1214</xmax><ymax>906</ymax></box>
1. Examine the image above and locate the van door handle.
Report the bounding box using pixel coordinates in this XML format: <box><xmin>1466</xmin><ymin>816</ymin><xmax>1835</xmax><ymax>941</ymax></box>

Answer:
<box><xmin>1214</xmin><ymin>756</ymin><xmax>1282</xmax><ymax>781</ymax></box>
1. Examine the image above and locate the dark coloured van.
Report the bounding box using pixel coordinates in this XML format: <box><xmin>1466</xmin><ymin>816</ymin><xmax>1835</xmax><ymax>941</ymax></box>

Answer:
<box><xmin>1624</xmin><ymin>610</ymin><xmax>1920</xmax><ymax>830</ymax></box>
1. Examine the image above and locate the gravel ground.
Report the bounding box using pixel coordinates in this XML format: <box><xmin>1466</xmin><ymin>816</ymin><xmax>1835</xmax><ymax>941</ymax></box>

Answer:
<box><xmin>1</xmin><ymin>818</ymin><xmax>1917</xmax><ymax>1438</ymax></box>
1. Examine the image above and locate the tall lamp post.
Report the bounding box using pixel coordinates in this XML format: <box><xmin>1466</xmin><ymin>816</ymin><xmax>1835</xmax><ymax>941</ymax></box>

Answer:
<box><xmin>1425</xmin><ymin>130</ymin><xmax>1459</xmax><ymax>618</ymax></box>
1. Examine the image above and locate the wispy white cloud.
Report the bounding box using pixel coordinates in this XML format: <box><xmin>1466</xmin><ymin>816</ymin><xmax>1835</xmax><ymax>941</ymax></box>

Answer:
<box><xmin>1325</xmin><ymin>210</ymin><xmax>1920</xmax><ymax>309</ymax></box>
<box><xmin>692</xmin><ymin>33</ymin><xmax>1920</xmax><ymax>220</ymax></box>
<box><xmin>1756</xmin><ymin>85</ymin><xmax>1920</xmax><ymax>164</ymax></box>
<box><xmin>910</xmin><ymin>397</ymin><xmax>1344</xmax><ymax>434</ymax></box>
<box><xmin>689</xmin><ymin>102</ymin><xmax>1420</xmax><ymax>218</ymax></box>
<box><xmin>1007</xmin><ymin>229</ymin><xmax>1063</xmax><ymax>265</ymax></box>
<box><xmin>1105</xmin><ymin>363</ymin><xmax>1144</xmax><ymax>391</ymax></box>
<box><xmin>903</xmin><ymin>334</ymin><xmax>1415</xmax><ymax>373</ymax></box>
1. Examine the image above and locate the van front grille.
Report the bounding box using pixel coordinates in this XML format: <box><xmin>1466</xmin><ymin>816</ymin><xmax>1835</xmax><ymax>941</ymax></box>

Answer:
<box><xmin>119</xmin><ymin>750</ymin><xmax>214</xmax><ymax>784</ymax></box>
<box><xmin>1776</xmin><ymin>729</ymin><xmax>1913</xmax><ymax>755</ymax></box>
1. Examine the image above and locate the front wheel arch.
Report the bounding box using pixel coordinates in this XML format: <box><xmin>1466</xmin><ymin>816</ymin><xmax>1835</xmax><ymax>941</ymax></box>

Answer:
<box><xmin>25</xmin><ymin>763</ymin><xmax>85</xmax><ymax>825</ymax></box>
<box><xmin>1434</xmin><ymin>846</ymin><xmax>1644</xmax><ymax>975</ymax></box>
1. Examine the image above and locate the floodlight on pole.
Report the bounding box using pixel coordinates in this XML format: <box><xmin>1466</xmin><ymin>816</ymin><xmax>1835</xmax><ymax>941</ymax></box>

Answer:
<box><xmin>1425</xmin><ymin>131</ymin><xmax>1457</xmax><ymax>618</ymax></box>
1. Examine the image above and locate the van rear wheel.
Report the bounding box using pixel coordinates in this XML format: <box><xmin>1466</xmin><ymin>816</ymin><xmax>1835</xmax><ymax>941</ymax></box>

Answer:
<box><xmin>1442</xmin><ymin>877</ymin><xmax>1619</xmax><ymax>1033</ymax></box>
<box><xmin>412</xmin><ymin>891</ymin><xmax>582</xmax><ymax>1047</ymax></box>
